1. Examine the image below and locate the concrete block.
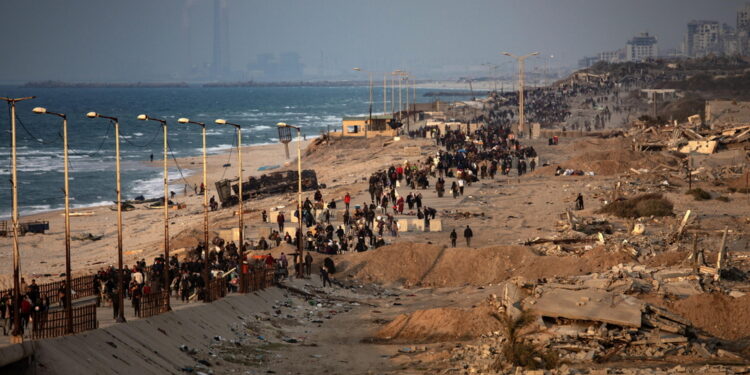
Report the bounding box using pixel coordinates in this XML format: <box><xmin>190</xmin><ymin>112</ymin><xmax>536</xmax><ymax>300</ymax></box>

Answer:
<box><xmin>429</xmin><ymin>219</ymin><xmax>442</xmax><ymax>232</ymax></box>
<box><xmin>219</xmin><ymin>228</ymin><xmax>240</xmax><ymax>242</ymax></box>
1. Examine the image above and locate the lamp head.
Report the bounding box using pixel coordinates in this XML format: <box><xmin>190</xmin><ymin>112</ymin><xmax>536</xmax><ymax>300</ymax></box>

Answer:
<box><xmin>277</xmin><ymin>122</ymin><xmax>288</xmax><ymax>127</ymax></box>
<box><xmin>178</xmin><ymin>117</ymin><xmax>189</xmax><ymax>124</ymax></box>
<box><xmin>353</xmin><ymin>67</ymin><xmax>361</xmax><ymax>71</ymax></box>
<box><xmin>32</xmin><ymin>107</ymin><xmax>47</xmax><ymax>114</ymax></box>
<box><xmin>531</xmin><ymin>52</ymin><xmax>540</xmax><ymax>56</ymax></box>
<box><xmin>86</xmin><ymin>112</ymin><xmax>98</xmax><ymax>118</ymax></box>
<box><xmin>215</xmin><ymin>119</ymin><xmax>227</xmax><ymax>125</ymax></box>
<box><xmin>137</xmin><ymin>114</ymin><xmax>147</xmax><ymax>121</ymax></box>
<box><xmin>502</xmin><ymin>52</ymin><xmax>511</xmax><ymax>56</ymax></box>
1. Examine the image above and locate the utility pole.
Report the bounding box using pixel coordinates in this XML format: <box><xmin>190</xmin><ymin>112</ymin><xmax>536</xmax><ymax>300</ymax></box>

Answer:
<box><xmin>277</xmin><ymin>123</ymin><xmax>303</xmax><ymax>277</ymax></box>
<box><xmin>353</xmin><ymin>68</ymin><xmax>372</xmax><ymax>137</ymax></box>
<box><xmin>86</xmin><ymin>111</ymin><xmax>126</xmax><ymax>323</ymax></box>
<box><xmin>138</xmin><ymin>114</ymin><xmax>171</xmax><ymax>310</ymax></box>
<box><xmin>213</xmin><ymin>119</ymin><xmax>245</xmax><ymax>291</ymax></box>
<box><xmin>33</xmin><ymin>106</ymin><xmax>74</xmax><ymax>333</ymax></box>
<box><xmin>503</xmin><ymin>51</ymin><xmax>539</xmax><ymax>139</ymax></box>
<box><xmin>2</xmin><ymin>96</ymin><xmax>35</xmax><ymax>342</ymax></box>
<box><xmin>383</xmin><ymin>74</ymin><xmax>387</xmax><ymax>114</ymax></box>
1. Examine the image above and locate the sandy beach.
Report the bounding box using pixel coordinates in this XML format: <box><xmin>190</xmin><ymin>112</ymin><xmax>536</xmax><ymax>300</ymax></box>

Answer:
<box><xmin>0</xmin><ymin>140</ymin><xmax>310</xmax><ymax>289</ymax></box>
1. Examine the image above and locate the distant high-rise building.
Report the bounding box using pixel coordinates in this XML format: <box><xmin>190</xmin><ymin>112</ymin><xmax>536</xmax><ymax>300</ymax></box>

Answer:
<box><xmin>626</xmin><ymin>32</ymin><xmax>658</xmax><ymax>61</ymax></box>
<box><xmin>738</xmin><ymin>3</ymin><xmax>750</xmax><ymax>33</ymax></box>
<box><xmin>686</xmin><ymin>20</ymin><xmax>721</xmax><ymax>57</ymax></box>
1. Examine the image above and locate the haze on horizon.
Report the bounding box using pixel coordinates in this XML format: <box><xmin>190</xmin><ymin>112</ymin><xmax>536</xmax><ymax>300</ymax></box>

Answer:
<box><xmin>0</xmin><ymin>0</ymin><xmax>746</xmax><ymax>84</ymax></box>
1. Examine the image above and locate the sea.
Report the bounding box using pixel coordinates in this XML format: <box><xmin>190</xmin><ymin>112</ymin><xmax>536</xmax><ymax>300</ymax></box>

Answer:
<box><xmin>0</xmin><ymin>86</ymin><xmax>455</xmax><ymax>219</ymax></box>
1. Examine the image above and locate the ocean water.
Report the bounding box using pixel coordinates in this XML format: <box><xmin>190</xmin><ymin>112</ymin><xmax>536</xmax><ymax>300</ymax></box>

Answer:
<box><xmin>0</xmin><ymin>86</ymin><xmax>443</xmax><ymax>219</ymax></box>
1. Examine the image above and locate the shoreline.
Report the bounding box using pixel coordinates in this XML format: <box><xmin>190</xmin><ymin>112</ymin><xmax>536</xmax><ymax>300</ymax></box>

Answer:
<box><xmin>0</xmin><ymin>138</ymin><xmax>314</xmax><ymax>289</ymax></box>
<box><xmin>4</xmin><ymin>139</ymin><xmax>314</xmax><ymax>222</ymax></box>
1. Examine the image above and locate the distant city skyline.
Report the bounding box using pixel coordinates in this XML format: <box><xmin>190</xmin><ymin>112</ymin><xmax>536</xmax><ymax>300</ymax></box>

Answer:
<box><xmin>0</xmin><ymin>0</ymin><xmax>747</xmax><ymax>83</ymax></box>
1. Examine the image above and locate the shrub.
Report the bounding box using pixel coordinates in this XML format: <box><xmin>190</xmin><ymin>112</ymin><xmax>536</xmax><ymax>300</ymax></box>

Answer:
<box><xmin>686</xmin><ymin>188</ymin><xmax>711</xmax><ymax>201</ymax></box>
<box><xmin>716</xmin><ymin>196</ymin><xmax>730</xmax><ymax>202</ymax></box>
<box><xmin>492</xmin><ymin>310</ymin><xmax>561</xmax><ymax>371</ymax></box>
<box><xmin>597</xmin><ymin>193</ymin><xmax>674</xmax><ymax>218</ymax></box>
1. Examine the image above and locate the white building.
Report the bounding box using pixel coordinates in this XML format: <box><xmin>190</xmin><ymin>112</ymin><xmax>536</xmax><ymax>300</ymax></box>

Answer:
<box><xmin>625</xmin><ymin>32</ymin><xmax>658</xmax><ymax>61</ymax></box>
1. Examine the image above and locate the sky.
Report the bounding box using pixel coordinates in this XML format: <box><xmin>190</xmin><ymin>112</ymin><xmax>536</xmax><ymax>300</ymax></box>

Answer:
<box><xmin>0</xmin><ymin>0</ymin><xmax>746</xmax><ymax>83</ymax></box>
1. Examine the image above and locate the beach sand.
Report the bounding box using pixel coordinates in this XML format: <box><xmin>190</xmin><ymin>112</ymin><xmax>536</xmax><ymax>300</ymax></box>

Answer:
<box><xmin>0</xmin><ymin>140</ymin><xmax>309</xmax><ymax>289</ymax></box>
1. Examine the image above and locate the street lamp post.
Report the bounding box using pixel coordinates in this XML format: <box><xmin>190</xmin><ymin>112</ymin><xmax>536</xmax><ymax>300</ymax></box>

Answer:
<box><xmin>86</xmin><ymin>111</ymin><xmax>126</xmax><ymax>323</ymax></box>
<box><xmin>33</xmin><ymin>107</ymin><xmax>74</xmax><ymax>333</ymax></box>
<box><xmin>383</xmin><ymin>74</ymin><xmax>387</xmax><ymax>114</ymax></box>
<box><xmin>137</xmin><ymin>114</ymin><xmax>171</xmax><ymax>310</ymax></box>
<box><xmin>1</xmin><ymin>96</ymin><xmax>35</xmax><ymax>342</ymax></box>
<box><xmin>277</xmin><ymin>122</ymin><xmax>303</xmax><ymax>277</ymax></box>
<box><xmin>502</xmin><ymin>51</ymin><xmax>539</xmax><ymax>139</ymax></box>
<box><xmin>176</xmin><ymin>118</ymin><xmax>210</xmax><ymax>300</ymax></box>
<box><xmin>213</xmin><ymin>119</ymin><xmax>246</xmax><ymax>292</ymax></box>
<box><xmin>353</xmin><ymin>68</ymin><xmax>372</xmax><ymax>138</ymax></box>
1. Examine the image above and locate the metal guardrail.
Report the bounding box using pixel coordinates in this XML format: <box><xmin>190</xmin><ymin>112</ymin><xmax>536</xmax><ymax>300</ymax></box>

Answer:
<box><xmin>139</xmin><ymin>290</ymin><xmax>170</xmax><ymax>318</ymax></box>
<box><xmin>30</xmin><ymin>303</ymin><xmax>98</xmax><ymax>340</ymax></box>
<box><xmin>1</xmin><ymin>274</ymin><xmax>96</xmax><ymax>306</ymax></box>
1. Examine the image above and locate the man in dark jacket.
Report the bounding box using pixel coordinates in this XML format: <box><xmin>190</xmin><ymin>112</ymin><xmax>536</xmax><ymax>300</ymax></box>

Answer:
<box><xmin>464</xmin><ymin>225</ymin><xmax>474</xmax><ymax>247</ymax></box>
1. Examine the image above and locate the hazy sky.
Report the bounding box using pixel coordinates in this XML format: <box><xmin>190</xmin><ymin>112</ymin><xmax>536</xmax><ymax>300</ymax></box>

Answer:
<box><xmin>0</xmin><ymin>0</ymin><xmax>746</xmax><ymax>83</ymax></box>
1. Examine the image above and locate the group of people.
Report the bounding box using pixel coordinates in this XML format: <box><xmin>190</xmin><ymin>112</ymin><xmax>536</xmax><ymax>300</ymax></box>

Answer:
<box><xmin>0</xmin><ymin>278</ymin><xmax>54</xmax><ymax>336</ymax></box>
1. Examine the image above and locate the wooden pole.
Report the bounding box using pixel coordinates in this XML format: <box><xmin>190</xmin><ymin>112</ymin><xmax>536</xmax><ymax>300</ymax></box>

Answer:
<box><xmin>383</xmin><ymin>74</ymin><xmax>387</xmax><ymax>114</ymax></box>
<box><xmin>162</xmin><ymin>122</ymin><xmax>170</xmax><ymax>310</ymax></box>
<box><xmin>716</xmin><ymin>227</ymin><xmax>729</xmax><ymax>277</ymax></box>
<box><xmin>114</xmin><ymin>119</ymin><xmax>126</xmax><ymax>322</ymax></box>
<box><xmin>62</xmin><ymin>116</ymin><xmax>74</xmax><ymax>333</ymax></box>
<box><xmin>296</xmin><ymin>127</ymin><xmax>303</xmax><ymax>277</ymax></box>
<box><xmin>202</xmin><ymin>125</ymin><xmax>210</xmax><ymax>301</ymax></box>
<box><xmin>237</xmin><ymin>126</ymin><xmax>245</xmax><ymax>292</ymax></box>
<box><xmin>2</xmin><ymin>96</ymin><xmax>35</xmax><ymax>341</ymax></box>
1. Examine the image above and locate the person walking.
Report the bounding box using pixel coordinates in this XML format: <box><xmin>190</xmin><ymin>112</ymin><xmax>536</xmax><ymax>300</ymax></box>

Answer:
<box><xmin>449</xmin><ymin>229</ymin><xmax>457</xmax><ymax>247</ymax></box>
<box><xmin>131</xmin><ymin>285</ymin><xmax>142</xmax><ymax>317</ymax></box>
<box><xmin>277</xmin><ymin>212</ymin><xmax>285</xmax><ymax>232</ymax></box>
<box><xmin>320</xmin><ymin>265</ymin><xmax>333</xmax><ymax>287</ymax></box>
<box><xmin>463</xmin><ymin>225</ymin><xmax>474</xmax><ymax>247</ymax></box>
<box><xmin>304</xmin><ymin>252</ymin><xmax>313</xmax><ymax>277</ymax></box>
<box><xmin>344</xmin><ymin>192</ymin><xmax>351</xmax><ymax>211</ymax></box>
<box><xmin>575</xmin><ymin>193</ymin><xmax>584</xmax><ymax>210</ymax></box>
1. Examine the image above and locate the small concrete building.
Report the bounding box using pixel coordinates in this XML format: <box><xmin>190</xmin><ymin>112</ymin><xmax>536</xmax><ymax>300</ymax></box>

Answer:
<box><xmin>341</xmin><ymin>114</ymin><xmax>397</xmax><ymax>137</ymax></box>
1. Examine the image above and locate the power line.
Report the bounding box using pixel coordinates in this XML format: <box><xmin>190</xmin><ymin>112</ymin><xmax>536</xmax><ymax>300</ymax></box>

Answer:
<box><xmin>219</xmin><ymin>134</ymin><xmax>236</xmax><ymax>180</ymax></box>
<box><xmin>167</xmin><ymin>141</ymin><xmax>193</xmax><ymax>187</ymax></box>
<box><xmin>121</xmin><ymin>126</ymin><xmax>161</xmax><ymax>148</ymax></box>
<box><xmin>14</xmin><ymin>109</ymin><xmax>62</xmax><ymax>146</ymax></box>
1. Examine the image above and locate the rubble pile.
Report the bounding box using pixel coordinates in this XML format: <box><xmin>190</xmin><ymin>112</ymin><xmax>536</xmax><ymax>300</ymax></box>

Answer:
<box><xmin>438</xmin><ymin>265</ymin><xmax>749</xmax><ymax>374</ymax></box>
<box><xmin>629</xmin><ymin>122</ymin><xmax>750</xmax><ymax>154</ymax></box>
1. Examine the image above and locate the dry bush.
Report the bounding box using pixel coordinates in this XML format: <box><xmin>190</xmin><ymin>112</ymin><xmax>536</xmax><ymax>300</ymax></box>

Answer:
<box><xmin>597</xmin><ymin>193</ymin><xmax>673</xmax><ymax>218</ymax></box>
<box><xmin>491</xmin><ymin>310</ymin><xmax>561</xmax><ymax>371</ymax></box>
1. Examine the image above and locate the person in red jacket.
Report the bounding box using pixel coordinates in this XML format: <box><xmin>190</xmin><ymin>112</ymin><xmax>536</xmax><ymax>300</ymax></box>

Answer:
<box><xmin>343</xmin><ymin>192</ymin><xmax>351</xmax><ymax>210</ymax></box>
<box><xmin>265</xmin><ymin>254</ymin><xmax>275</xmax><ymax>267</ymax></box>
<box><xmin>20</xmin><ymin>295</ymin><xmax>32</xmax><ymax>332</ymax></box>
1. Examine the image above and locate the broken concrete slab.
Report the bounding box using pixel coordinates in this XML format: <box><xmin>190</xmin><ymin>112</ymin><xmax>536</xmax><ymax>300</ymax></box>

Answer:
<box><xmin>525</xmin><ymin>287</ymin><xmax>643</xmax><ymax>328</ymax></box>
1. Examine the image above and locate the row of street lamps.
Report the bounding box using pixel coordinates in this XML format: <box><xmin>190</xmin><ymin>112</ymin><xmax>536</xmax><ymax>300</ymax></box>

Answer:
<box><xmin>3</xmin><ymin>98</ymin><xmax>304</xmax><ymax>341</ymax></box>
<box><xmin>353</xmin><ymin>68</ymin><xmax>416</xmax><ymax>133</ymax></box>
